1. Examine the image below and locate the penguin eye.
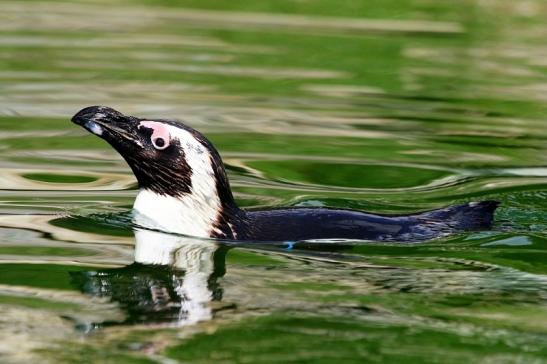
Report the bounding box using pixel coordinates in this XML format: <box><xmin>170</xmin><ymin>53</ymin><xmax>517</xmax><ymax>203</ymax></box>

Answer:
<box><xmin>152</xmin><ymin>136</ymin><xmax>169</xmax><ymax>150</ymax></box>
<box><xmin>138</xmin><ymin>121</ymin><xmax>171</xmax><ymax>151</ymax></box>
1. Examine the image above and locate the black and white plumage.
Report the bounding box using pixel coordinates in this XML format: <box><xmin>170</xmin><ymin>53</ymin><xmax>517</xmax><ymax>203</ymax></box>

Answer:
<box><xmin>72</xmin><ymin>106</ymin><xmax>499</xmax><ymax>242</ymax></box>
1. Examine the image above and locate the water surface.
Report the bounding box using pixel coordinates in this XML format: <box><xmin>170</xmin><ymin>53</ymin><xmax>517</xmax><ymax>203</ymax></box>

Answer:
<box><xmin>1</xmin><ymin>0</ymin><xmax>547</xmax><ymax>363</ymax></box>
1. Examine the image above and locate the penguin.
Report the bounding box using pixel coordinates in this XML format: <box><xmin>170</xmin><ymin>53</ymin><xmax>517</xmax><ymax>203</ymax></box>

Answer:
<box><xmin>72</xmin><ymin>106</ymin><xmax>499</xmax><ymax>242</ymax></box>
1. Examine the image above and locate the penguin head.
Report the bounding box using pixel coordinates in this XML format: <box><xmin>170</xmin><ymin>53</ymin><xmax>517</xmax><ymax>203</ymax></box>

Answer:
<box><xmin>72</xmin><ymin>106</ymin><xmax>235</xmax><ymax>208</ymax></box>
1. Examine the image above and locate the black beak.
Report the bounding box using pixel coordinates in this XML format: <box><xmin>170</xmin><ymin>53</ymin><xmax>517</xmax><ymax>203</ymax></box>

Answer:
<box><xmin>72</xmin><ymin>105</ymin><xmax>125</xmax><ymax>126</ymax></box>
<box><xmin>72</xmin><ymin>106</ymin><xmax>140</xmax><ymax>143</ymax></box>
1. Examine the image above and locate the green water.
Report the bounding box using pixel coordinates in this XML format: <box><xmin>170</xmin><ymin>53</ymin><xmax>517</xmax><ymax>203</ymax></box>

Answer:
<box><xmin>1</xmin><ymin>0</ymin><xmax>547</xmax><ymax>363</ymax></box>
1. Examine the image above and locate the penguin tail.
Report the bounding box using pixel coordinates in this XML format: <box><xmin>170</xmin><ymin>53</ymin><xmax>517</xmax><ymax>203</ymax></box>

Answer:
<box><xmin>420</xmin><ymin>200</ymin><xmax>500</xmax><ymax>230</ymax></box>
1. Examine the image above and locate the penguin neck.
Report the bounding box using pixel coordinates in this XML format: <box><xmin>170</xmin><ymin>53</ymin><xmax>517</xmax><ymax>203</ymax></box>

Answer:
<box><xmin>132</xmin><ymin>172</ymin><xmax>241</xmax><ymax>239</ymax></box>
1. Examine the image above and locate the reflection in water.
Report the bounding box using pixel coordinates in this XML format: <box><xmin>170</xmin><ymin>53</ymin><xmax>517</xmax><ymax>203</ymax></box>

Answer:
<box><xmin>1</xmin><ymin>0</ymin><xmax>547</xmax><ymax>361</ymax></box>
<box><xmin>72</xmin><ymin>229</ymin><xmax>229</xmax><ymax>328</ymax></box>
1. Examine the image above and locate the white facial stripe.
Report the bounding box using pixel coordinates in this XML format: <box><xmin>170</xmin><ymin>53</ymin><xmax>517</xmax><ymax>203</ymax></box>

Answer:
<box><xmin>85</xmin><ymin>120</ymin><xmax>103</xmax><ymax>136</ymax></box>
<box><xmin>133</xmin><ymin>123</ymin><xmax>221</xmax><ymax>238</ymax></box>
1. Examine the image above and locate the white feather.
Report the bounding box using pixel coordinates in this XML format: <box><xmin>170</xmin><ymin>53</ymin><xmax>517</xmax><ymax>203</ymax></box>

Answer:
<box><xmin>133</xmin><ymin>123</ymin><xmax>221</xmax><ymax>238</ymax></box>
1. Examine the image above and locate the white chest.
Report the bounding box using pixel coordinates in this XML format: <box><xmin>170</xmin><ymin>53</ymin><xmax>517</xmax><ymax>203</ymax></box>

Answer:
<box><xmin>133</xmin><ymin>189</ymin><xmax>221</xmax><ymax>238</ymax></box>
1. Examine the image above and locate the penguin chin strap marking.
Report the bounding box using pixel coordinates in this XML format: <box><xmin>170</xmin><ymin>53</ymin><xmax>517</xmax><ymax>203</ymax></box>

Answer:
<box><xmin>133</xmin><ymin>123</ymin><xmax>222</xmax><ymax>238</ymax></box>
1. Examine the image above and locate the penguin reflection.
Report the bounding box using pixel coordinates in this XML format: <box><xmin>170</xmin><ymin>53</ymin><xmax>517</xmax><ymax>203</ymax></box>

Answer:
<box><xmin>72</xmin><ymin>229</ymin><xmax>229</xmax><ymax>327</ymax></box>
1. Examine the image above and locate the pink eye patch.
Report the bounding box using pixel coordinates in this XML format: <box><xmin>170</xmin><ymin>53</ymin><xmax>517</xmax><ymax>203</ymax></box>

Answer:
<box><xmin>138</xmin><ymin>121</ymin><xmax>171</xmax><ymax>150</ymax></box>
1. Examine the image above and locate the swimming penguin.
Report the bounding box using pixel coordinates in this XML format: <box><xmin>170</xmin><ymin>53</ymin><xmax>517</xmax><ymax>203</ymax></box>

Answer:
<box><xmin>72</xmin><ymin>106</ymin><xmax>499</xmax><ymax>242</ymax></box>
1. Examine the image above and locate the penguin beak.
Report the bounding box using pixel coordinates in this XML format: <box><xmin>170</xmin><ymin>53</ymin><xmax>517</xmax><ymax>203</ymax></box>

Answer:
<box><xmin>72</xmin><ymin>106</ymin><xmax>142</xmax><ymax>146</ymax></box>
